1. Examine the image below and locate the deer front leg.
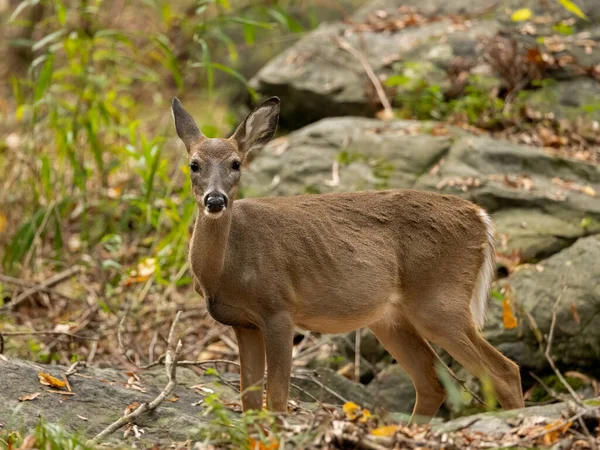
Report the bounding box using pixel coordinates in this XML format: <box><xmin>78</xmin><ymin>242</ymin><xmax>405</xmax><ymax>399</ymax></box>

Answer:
<box><xmin>234</xmin><ymin>326</ymin><xmax>266</xmax><ymax>411</ymax></box>
<box><xmin>264</xmin><ymin>314</ymin><xmax>294</xmax><ymax>412</ymax></box>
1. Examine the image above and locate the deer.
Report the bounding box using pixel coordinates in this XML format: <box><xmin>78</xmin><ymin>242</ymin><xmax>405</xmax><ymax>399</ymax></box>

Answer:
<box><xmin>171</xmin><ymin>96</ymin><xmax>524</xmax><ymax>418</ymax></box>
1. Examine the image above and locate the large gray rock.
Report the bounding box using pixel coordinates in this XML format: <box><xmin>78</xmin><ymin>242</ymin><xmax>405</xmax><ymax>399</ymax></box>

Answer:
<box><xmin>484</xmin><ymin>234</ymin><xmax>600</xmax><ymax>371</ymax></box>
<box><xmin>0</xmin><ymin>356</ymin><xmax>236</xmax><ymax>445</ymax></box>
<box><xmin>250</xmin><ymin>0</ymin><xmax>600</xmax><ymax>126</ymax></box>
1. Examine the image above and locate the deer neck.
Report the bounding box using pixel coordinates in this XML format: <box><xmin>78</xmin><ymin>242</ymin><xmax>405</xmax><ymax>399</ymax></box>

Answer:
<box><xmin>190</xmin><ymin>207</ymin><xmax>233</xmax><ymax>295</ymax></box>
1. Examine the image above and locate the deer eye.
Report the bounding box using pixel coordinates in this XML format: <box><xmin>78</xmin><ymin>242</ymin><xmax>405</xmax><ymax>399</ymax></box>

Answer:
<box><xmin>232</xmin><ymin>160</ymin><xmax>241</xmax><ymax>171</ymax></box>
<box><xmin>189</xmin><ymin>161</ymin><xmax>200</xmax><ymax>173</ymax></box>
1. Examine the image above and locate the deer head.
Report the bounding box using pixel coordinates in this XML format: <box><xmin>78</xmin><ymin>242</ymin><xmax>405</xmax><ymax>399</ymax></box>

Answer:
<box><xmin>171</xmin><ymin>97</ymin><xmax>280</xmax><ymax>218</ymax></box>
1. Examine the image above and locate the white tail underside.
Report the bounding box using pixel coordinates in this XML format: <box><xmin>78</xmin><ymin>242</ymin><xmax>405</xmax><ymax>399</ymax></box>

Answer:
<box><xmin>471</xmin><ymin>209</ymin><xmax>495</xmax><ymax>329</ymax></box>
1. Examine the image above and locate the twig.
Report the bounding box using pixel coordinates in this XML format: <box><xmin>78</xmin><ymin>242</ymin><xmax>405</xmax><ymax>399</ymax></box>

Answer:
<box><xmin>118</xmin><ymin>313</ymin><xmax>139</xmax><ymax>368</ymax></box>
<box><xmin>0</xmin><ymin>332</ymin><xmax>4</xmax><ymax>354</ymax></box>
<box><xmin>332</xmin><ymin>36</ymin><xmax>394</xmax><ymax>119</ymax></box>
<box><xmin>0</xmin><ymin>274</ymin><xmax>76</xmax><ymax>302</ymax></box>
<box><xmin>0</xmin><ymin>331</ymin><xmax>97</xmax><ymax>340</ymax></box>
<box><xmin>65</xmin><ymin>361</ymin><xmax>85</xmax><ymax>377</ymax></box>
<box><xmin>1</xmin><ymin>266</ymin><xmax>81</xmax><ymax>311</ymax></box>
<box><xmin>291</xmin><ymin>373</ymin><xmax>349</xmax><ymax>404</ymax></box>
<box><xmin>88</xmin><ymin>311</ymin><xmax>183</xmax><ymax>444</ymax></box>
<box><xmin>433</xmin><ymin>352</ymin><xmax>490</xmax><ymax>409</ymax></box>
<box><xmin>354</xmin><ymin>329</ymin><xmax>361</xmax><ymax>383</ymax></box>
<box><xmin>545</xmin><ymin>285</ymin><xmax>583</xmax><ymax>407</ymax></box>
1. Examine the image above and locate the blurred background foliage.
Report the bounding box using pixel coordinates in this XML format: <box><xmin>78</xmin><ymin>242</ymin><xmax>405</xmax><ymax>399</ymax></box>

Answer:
<box><xmin>0</xmin><ymin>0</ymin><xmax>359</xmax><ymax>296</ymax></box>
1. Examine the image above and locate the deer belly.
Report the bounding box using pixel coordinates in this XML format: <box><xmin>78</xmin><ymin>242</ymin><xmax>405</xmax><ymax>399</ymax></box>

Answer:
<box><xmin>295</xmin><ymin>293</ymin><xmax>400</xmax><ymax>334</ymax></box>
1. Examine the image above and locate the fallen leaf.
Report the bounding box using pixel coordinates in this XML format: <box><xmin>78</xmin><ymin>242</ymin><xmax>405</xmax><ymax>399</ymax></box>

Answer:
<box><xmin>558</xmin><ymin>0</ymin><xmax>588</xmax><ymax>20</ymax></box>
<box><xmin>167</xmin><ymin>394</ymin><xmax>180</xmax><ymax>402</ymax></box>
<box><xmin>18</xmin><ymin>392</ymin><xmax>41</xmax><ymax>402</ymax></box>
<box><xmin>511</xmin><ymin>8</ymin><xmax>532</xmax><ymax>21</ymax></box>
<box><xmin>360</xmin><ymin>409</ymin><xmax>372</xmax><ymax>423</ymax></box>
<box><xmin>77</xmin><ymin>415</ymin><xmax>88</xmax><ymax>421</ymax></box>
<box><xmin>371</xmin><ymin>425</ymin><xmax>401</xmax><ymax>437</ymax></box>
<box><xmin>38</xmin><ymin>372</ymin><xmax>67</xmax><ymax>389</ymax></box>
<box><xmin>124</xmin><ymin>401</ymin><xmax>140</xmax><ymax>416</ymax></box>
<box><xmin>0</xmin><ymin>213</ymin><xmax>6</xmax><ymax>233</ymax></box>
<box><xmin>248</xmin><ymin>437</ymin><xmax>279</xmax><ymax>450</ymax></box>
<box><xmin>343</xmin><ymin>401</ymin><xmax>361</xmax><ymax>420</ymax></box>
<box><xmin>503</xmin><ymin>296</ymin><xmax>518</xmax><ymax>329</ymax></box>
<box><xmin>569</xmin><ymin>303</ymin><xmax>581</xmax><ymax>325</ymax></box>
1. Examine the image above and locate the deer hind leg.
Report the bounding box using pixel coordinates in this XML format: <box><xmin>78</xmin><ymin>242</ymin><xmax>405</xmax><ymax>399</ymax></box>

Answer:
<box><xmin>411</xmin><ymin>294</ymin><xmax>524</xmax><ymax>411</ymax></box>
<box><xmin>370</xmin><ymin>317</ymin><xmax>445</xmax><ymax>418</ymax></box>
<box><xmin>234</xmin><ymin>326</ymin><xmax>266</xmax><ymax>411</ymax></box>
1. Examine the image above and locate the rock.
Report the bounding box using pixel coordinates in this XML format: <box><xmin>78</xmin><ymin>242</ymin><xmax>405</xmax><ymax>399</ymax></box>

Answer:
<box><xmin>290</xmin><ymin>368</ymin><xmax>374</xmax><ymax>407</ymax></box>
<box><xmin>0</xmin><ymin>356</ymin><xmax>237</xmax><ymax>445</ymax></box>
<box><xmin>525</xmin><ymin>77</ymin><xmax>600</xmax><ymax>123</ymax></box>
<box><xmin>434</xmin><ymin>402</ymin><xmax>567</xmax><ymax>435</ymax></box>
<box><xmin>483</xmin><ymin>234</ymin><xmax>600</xmax><ymax>371</ymax></box>
<box><xmin>250</xmin><ymin>0</ymin><xmax>600</xmax><ymax>127</ymax></box>
<box><xmin>366</xmin><ymin>364</ymin><xmax>416</xmax><ymax>414</ymax></box>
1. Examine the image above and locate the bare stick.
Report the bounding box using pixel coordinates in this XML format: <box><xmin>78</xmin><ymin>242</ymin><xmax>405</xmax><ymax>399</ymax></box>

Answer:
<box><xmin>1</xmin><ymin>266</ymin><xmax>81</xmax><ymax>311</ymax></box>
<box><xmin>333</xmin><ymin>37</ymin><xmax>394</xmax><ymax>119</ymax></box>
<box><xmin>117</xmin><ymin>313</ymin><xmax>139</xmax><ymax>367</ymax></box>
<box><xmin>0</xmin><ymin>331</ymin><xmax>97</xmax><ymax>340</ymax></box>
<box><xmin>291</xmin><ymin>373</ymin><xmax>349</xmax><ymax>404</ymax></box>
<box><xmin>545</xmin><ymin>285</ymin><xmax>584</xmax><ymax>407</ymax></box>
<box><xmin>354</xmin><ymin>329</ymin><xmax>361</xmax><ymax>383</ymax></box>
<box><xmin>0</xmin><ymin>274</ymin><xmax>76</xmax><ymax>302</ymax></box>
<box><xmin>89</xmin><ymin>311</ymin><xmax>182</xmax><ymax>444</ymax></box>
<box><xmin>433</xmin><ymin>352</ymin><xmax>490</xmax><ymax>408</ymax></box>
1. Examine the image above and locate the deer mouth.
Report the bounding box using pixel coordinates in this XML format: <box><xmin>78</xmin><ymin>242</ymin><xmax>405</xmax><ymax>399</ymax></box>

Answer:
<box><xmin>204</xmin><ymin>207</ymin><xmax>226</xmax><ymax>219</ymax></box>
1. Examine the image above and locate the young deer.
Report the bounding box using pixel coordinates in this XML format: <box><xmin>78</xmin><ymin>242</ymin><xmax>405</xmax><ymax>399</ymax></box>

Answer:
<box><xmin>172</xmin><ymin>96</ymin><xmax>524</xmax><ymax>417</ymax></box>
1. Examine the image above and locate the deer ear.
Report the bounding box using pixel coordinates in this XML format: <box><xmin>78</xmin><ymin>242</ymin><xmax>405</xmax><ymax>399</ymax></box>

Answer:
<box><xmin>230</xmin><ymin>97</ymin><xmax>280</xmax><ymax>156</ymax></box>
<box><xmin>172</xmin><ymin>98</ymin><xmax>203</xmax><ymax>151</ymax></box>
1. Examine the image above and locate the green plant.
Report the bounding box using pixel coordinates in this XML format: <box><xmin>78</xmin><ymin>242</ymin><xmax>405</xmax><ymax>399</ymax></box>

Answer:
<box><xmin>0</xmin><ymin>418</ymin><xmax>94</xmax><ymax>450</ymax></box>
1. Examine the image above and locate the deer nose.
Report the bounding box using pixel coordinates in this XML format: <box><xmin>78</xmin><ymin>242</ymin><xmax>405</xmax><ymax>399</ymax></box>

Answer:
<box><xmin>204</xmin><ymin>192</ymin><xmax>228</xmax><ymax>213</ymax></box>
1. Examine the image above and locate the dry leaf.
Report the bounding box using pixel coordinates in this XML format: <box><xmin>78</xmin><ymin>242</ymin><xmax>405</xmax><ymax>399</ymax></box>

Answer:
<box><xmin>503</xmin><ymin>297</ymin><xmax>518</xmax><ymax>329</ymax></box>
<box><xmin>124</xmin><ymin>401</ymin><xmax>140</xmax><ymax>416</ymax></box>
<box><xmin>18</xmin><ymin>392</ymin><xmax>41</xmax><ymax>402</ymax></box>
<box><xmin>371</xmin><ymin>425</ymin><xmax>401</xmax><ymax>437</ymax></box>
<box><xmin>167</xmin><ymin>394</ymin><xmax>180</xmax><ymax>402</ymax></box>
<box><xmin>77</xmin><ymin>415</ymin><xmax>88</xmax><ymax>421</ymax></box>
<box><xmin>248</xmin><ymin>437</ymin><xmax>279</xmax><ymax>450</ymax></box>
<box><xmin>343</xmin><ymin>401</ymin><xmax>361</xmax><ymax>420</ymax></box>
<box><xmin>38</xmin><ymin>372</ymin><xmax>67</xmax><ymax>389</ymax></box>
<box><xmin>569</xmin><ymin>303</ymin><xmax>581</xmax><ymax>325</ymax></box>
<box><xmin>0</xmin><ymin>213</ymin><xmax>6</xmax><ymax>233</ymax></box>
<box><xmin>511</xmin><ymin>8</ymin><xmax>532</xmax><ymax>21</ymax></box>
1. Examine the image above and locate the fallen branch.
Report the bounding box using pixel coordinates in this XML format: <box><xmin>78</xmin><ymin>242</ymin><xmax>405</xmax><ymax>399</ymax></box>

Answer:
<box><xmin>332</xmin><ymin>36</ymin><xmax>394</xmax><ymax>119</ymax></box>
<box><xmin>0</xmin><ymin>331</ymin><xmax>97</xmax><ymax>340</ymax></box>
<box><xmin>1</xmin><ymin>266</ymin><xmax>81</xmax><ymax>311</ymax></box>
<box><xmin>545</xmin><ymin>285</ymin><xmax>584</xmax><ymax>407</ymax></box>
<box><xmin>292</xmin><ymin>373</ymin><xmax>349</xmax><ymax>404</ymax></box>
<box><xmin>88</xmin><ymin>311</ymin><xmax>183</xmax><ymax>444</ymax></box>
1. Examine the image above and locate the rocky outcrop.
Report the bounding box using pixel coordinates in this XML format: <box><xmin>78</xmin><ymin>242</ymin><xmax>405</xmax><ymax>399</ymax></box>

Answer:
<box><xmin>250</xmin><ymin>0</ymin><xmax>600</xmax><ymax>127</ymax></box>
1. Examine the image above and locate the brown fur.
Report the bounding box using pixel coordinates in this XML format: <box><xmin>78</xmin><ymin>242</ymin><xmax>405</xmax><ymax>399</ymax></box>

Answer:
<box><xmin>172</xmin><ymin>97</ymin><xmax>524</xmax><ymax>417</ymax></box>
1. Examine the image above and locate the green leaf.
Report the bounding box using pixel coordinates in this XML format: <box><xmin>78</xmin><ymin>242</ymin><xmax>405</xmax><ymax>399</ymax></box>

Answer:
<box><xmin>558</xmin><ymin>0</ymin><xmax>588</xmax><ymax>19</ymax></box>
<box><xmin>553</xmin><ymin>23</ymin><xmax>574</xmax><ymax>35</ymax></box>
<box><xmin>9</xmin><ymin>0</ymin><xmax>40</xmax><ymax>22</ymax></box>
<box><xmin>242</xmin><ymin>23</ymin><xmax>255</xmax><ymax>45</ymax></box>
<box><xmin>385</xmin><ymin>75</ymin><xmax>411</xmax><ymax>87</ymax></box>
<box><xmin>510</xmin><ymin>8</ymin><xmax>532</xmax><ymax>21</ymax></box>
<box><xmin>34</xmin><ymin>54</ymin><xmax>55</xmax><ymax>102</ymax></box>
<box><xmin>212</xmin><ymin>62</ymin><xmax>257</xmax><ymax>99</ymax></box>
<box><xmin>32</xmin><ymin>29</ymin><xmax>67</xmax><ymax>52</ymax></box>
<box><xmin>268</xmin><ymin>8</ymin><xmax>304</xmax><ymax>33</ymax></box>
